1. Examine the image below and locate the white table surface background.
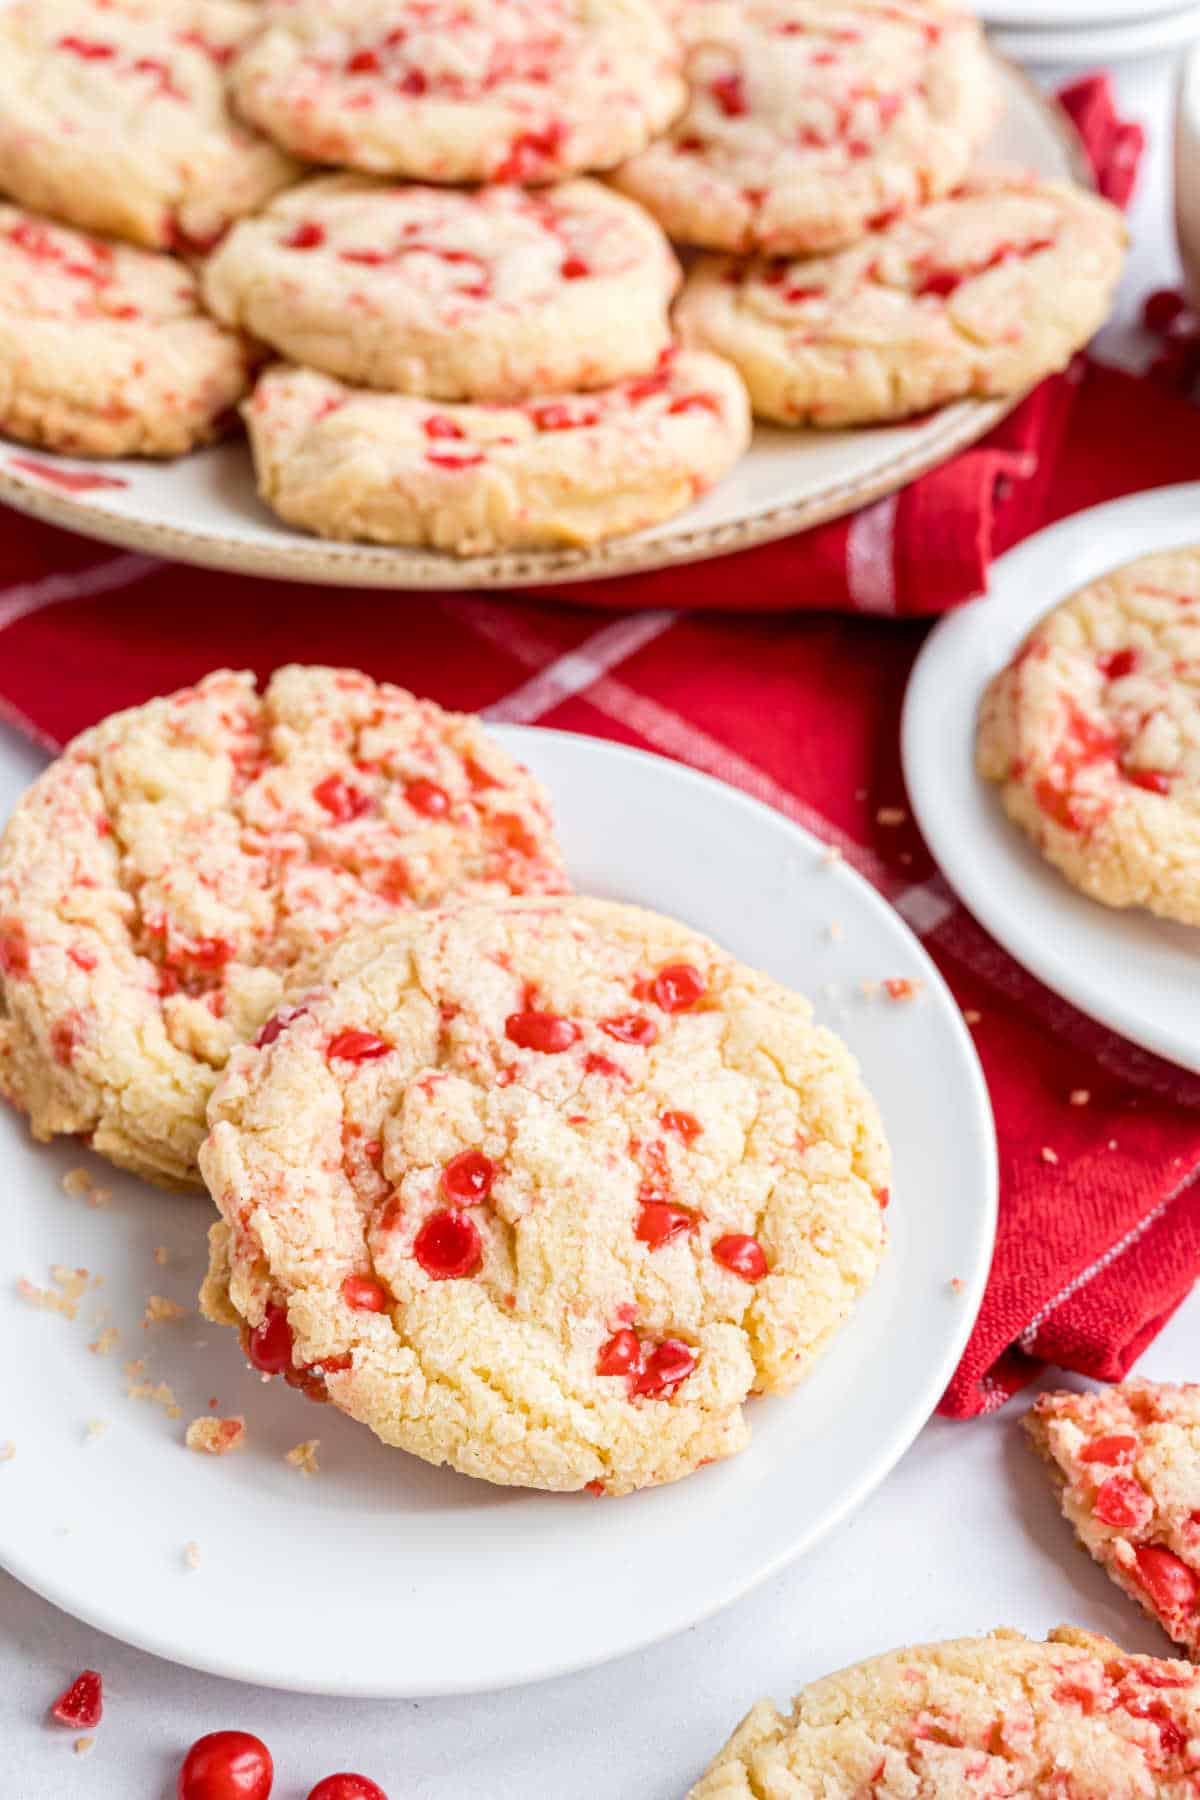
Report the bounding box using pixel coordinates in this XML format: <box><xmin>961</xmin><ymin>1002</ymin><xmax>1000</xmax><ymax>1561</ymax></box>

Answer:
<box><xmin>2</xmin><ymin>49</ymin><xmax>1195</xmax><ymax>1800</ymax></box>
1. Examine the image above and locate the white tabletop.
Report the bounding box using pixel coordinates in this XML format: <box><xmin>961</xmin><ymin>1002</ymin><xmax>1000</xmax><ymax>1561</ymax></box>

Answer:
<box><xmin>4</xmin><ymin>51</ymin><xmax>1196</xmax><ymax>1800</ymax></box>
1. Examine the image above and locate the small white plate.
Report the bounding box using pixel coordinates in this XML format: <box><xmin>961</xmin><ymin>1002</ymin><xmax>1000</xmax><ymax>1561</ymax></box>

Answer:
<box><xmin>903</xmin><ymin>483</ymin><xmax>1200</xmax><ymax>1076</ymax></box>
<box><xmin>0</xmin><ymin>722</ymin><xmax>997</xmax><ymax>1697</ymax></box>
<box><xmin>0</xmin><ymin>58</ymin><xmax>1082</xmax><ymax>590</ymax></box>
<box><xmin>992</xmin><ymin>5</ymin><xmax>1200</xmax><ymax>63</ymax></box>
<box><xmin>981</xmin><ymin>0</ymin><xmax>1194</xmax><ymax>26</ymax></box>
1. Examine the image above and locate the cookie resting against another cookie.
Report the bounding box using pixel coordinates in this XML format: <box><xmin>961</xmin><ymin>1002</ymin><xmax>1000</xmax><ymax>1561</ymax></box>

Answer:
<box><xmin>687</xmin><ymin>1627</ymin><xmax>1200</xmax><ymax>1796</ymax></box>
<box><xmin>241</xmin><ymin>354</ymin><xmax>751</xmax><ymax>556</ymax></box>
<box><xmin>230</xmin><ymin>0</ymin><xmax>685</xmax><ymax>184</ymax></box>
<box><xmin>0</xmin><ymin>0</ymin><xmax>298</xmax><ymax>253</ymax></box>
<box><xmin>203</xmin><ymin>176</ymin><xmax>680</xmax><ymax>404</ymax></box>
<box><xmin>675</xmin><ymin>173</ymin><xmax>1127</xmax><ymax>428</ymax></box>
<box><xmin>0</xmin><ymin>205</ymin><xmax>253</xmax><ymax>459</ymax></box>
<box><xmin>0</xmin><ymin>668</ymin><xmax>568</xmax><ymax>1189</ymax></box>
<box><xmin>1027</xmin><ymin>1382</ymin><xmax>1200</xmax><ymax>1662</ymax></box>
<box><xmin>611</xmin><ymin>0</ymin><xmax>996</xmax><ymax>256</ymax></box>
<box><xmin>977</xmin><ymin>548</ymin><xmax>1200</xmax><ymax>926</ymax></box>
<box><xmin>198</xmin><ymin>897</ymin><xmax>890</xmax><ymax>1495</ymax></box>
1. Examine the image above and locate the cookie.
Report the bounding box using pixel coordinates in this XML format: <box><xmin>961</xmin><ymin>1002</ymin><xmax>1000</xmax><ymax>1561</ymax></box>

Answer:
<box><xmin>230</xmin><ymin>0</ymin><xmax>684</xmax><ymax>184</ymax></box>
<box><xmin>198</xmin><ymin>896</ymin><xmax>890</xmax><ymax>1495</ymax></box>
<box><xmin>0</xmin><ymin>669</ymin><xmax>568</xmax><ymax>1189</ymax></box>
<box><xmin>1027</xmin><ymin>1383</ymin><xmax>1200</xmax><ymax>1661</ymax></box>
<box><xmin>688</xmin><ymin>1627</ymin><xmax>1200</xmax><ymax>1797</ymax></box>
<box><xmin>676</xmin><ymin>173</ymin><xmax>1127</xmax><ymax>427</ymax></box>
<box><xmin>0</xmin><ymin>204</ymin><xmax>252</xmax><ymax>458</ymax></box>
<box><xmin>977</xmin><ymin>548</ymin><xmax>1200</xmax><ymax>926</ymax></box>
<box><xmin>0</xmin><ymin>0</ymin><xmax>299</xmax><ymax>252</ymax></box>
<box><xmin>203</xmin><ymin>176</ymin><xmax>680</xmax><ymax>402</ymax></box>
<box><xmin>242</xmin><ymin>353</ymin><xmax>751</xmax><ymax>555</ymax></box>
<box><xmin>611</xmin><ymin>0</ymin><xmax>995</xmax><ymax>256</ymax></box>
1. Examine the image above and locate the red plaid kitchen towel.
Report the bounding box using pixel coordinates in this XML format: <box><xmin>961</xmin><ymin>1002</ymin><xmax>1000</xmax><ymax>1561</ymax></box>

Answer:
<box><xmin>1</xmin><ymin>79</ymin><xmax>1198</xmax><ymax>1417</ymax></box>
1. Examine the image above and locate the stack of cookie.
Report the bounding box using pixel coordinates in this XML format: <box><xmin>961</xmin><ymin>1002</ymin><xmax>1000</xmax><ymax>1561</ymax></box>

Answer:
<box><xmin>0</xmin><ymin>0</ymin><xmax>1129</xmax><ymax>556</ymax></box>
<box><xmin>0</xmin><ymin>666</ymin><xmax>891</xmax><ymax>1496</ymax></box>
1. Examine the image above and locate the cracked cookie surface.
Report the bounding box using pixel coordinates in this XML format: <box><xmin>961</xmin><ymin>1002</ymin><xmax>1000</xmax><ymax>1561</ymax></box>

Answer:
<box><xmin>242</xmin><ymin>353</ymin><xmax>751</xmax><ymax>555</ymax></box>
<box><xmin>977</xmin><ymin>548</ymin><xmax>1200</xmax><ymax>926</ymax></box>
<box><xmin>199</xmin><ymin>896</ymin><xmax>889</xmax><ymax>1495</ymax></box>
<box><xmin>0</xmin><ymin>668</ymin><xmax>567</xmax><ymax>1189</ymax></box>
<box><xmin>1028</xmin><ymin>1382</ymin><xmax>1200</xmax><ymax>1661</ymax></box>
<box><xmin>0</xmin><ymin>203</ymin><xmax>252</xmax><ymax>458</ymax></box>
<box><xmin>688</xmin><ymin>1627</ymin><xmax>1200</xmax><ymax>1797</ymax></box>
<box><xmin>203</xmin><ymin>175</ymin><xmax>680</xmax><ymax>403</ymax></box>
<box><xmin>230</xmin><ymin>0</ymin><xmax>684</xmax><ymax>184</ymax></box>
<box><xmin>675</xmin><ymin>173</ymin><xmax>1126</xmax><ymax>426</ymax></box>
<box><xmin>612</xmin><ymin>0</ymin><xmax>995</xmax><ymax>256</ymax></box>
<box><xmin>0</xmin><ymin>0</ymin><xmax>298</xmax><ymax>251</ymax></box>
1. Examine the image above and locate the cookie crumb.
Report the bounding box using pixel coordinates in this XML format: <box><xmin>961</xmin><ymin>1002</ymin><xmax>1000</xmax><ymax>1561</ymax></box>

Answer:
<box><xmin>0</xmin><ymin>1442</ymin><xmax>14</xmax><ymax>1462</ymax></box>
<box><xmin>125</xmin><ymin>1362</ymin><xmax>182</xmax><ymax>1419</ymax></box>
<box><xmin>89</xmin><ymin>1326</ymin><xmax>119</xmax><ymax>1357</ymax></box>
<box><xmin>83</xmin><ymin>1419</ymin><xmax>109</xmax><ymax>1444</ymax></box>
<box><xmin>821</xmin><ymin>845</ymin><xmax>842</xmax><ymax>866</ymax></box>
<box><xmin>860</xmin><ymin>979</ymin><xmax>880</xmax><ymax>999</ymax></box>
<box><xmin>883</xmin><ymin>977</ymin><xmax>922</xmax><ymax>1002</ymax></box>
<box><xmin>826</xmin><ymin>921</ymin><xmax>844</xmax><ymax>943</ymax></box>
<box><xmin>143</xmin><ymin>1295</ymin><xmax>187</xmax><ymax>1327</ymax></box>
<box><xmin>88</xmin><ymin>1187</ymin><xmax>112</xmax><ymax>1209</ymax></box>
<box><xmin>62</xmin><ymin>1168</ymin><xmax>92</xmax><ymax>1197</ymax></box>
<box><xmin>876</xmin><ymin>806</ymin><xmax>907</xmax><ymax>827</ymax></box>
<box><xmin>74</xmin><ymin>1737</ymin><xmax>95</xmax><ymax>1757</ymax></box>
<box><xmin>185</xmin><ymin>1416</ymin><xmax>246</xmax><ymax>1456</ymax></box>
<box><xmin>17</xmin><ymin>1267</ymin><xmax>89</xmax><ymax>1320</ymax></box>
<box><xmin>1041</xmin><ymin>1146</ymin><xmax>1059</xmax><ymax>1165</ymax></box>
<box><xmin>153</xmin><ymin>1246</ymin><xmax>170</xmax><ymax>1267</ymax></box>
<box><xmin>183</xmin><ymin>1540</ymin><xmax>201</xmax><ymax>1571</ymax></box>
<box><xmin>1069</xmin><ymin>1088</ymin><xmax>1091</xmax><ymax>1107</ymax></box>
<box><xmin>948</xmin><ymin>1277</ymin><xmax>965</xmax><ymax>1294</ymax></box>
<box><xmin>285</xmin><ymin>1439</ymin><xmax>320</xmax><ymax>1476</ymax></box>
<box><xmin>963</xmin><ymin>1009</ymin><xmax>981</xmax><ymax>1025</ymax></box>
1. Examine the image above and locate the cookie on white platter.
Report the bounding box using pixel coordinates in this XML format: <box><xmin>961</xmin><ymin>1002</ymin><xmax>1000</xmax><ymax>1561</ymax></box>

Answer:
<box><xmin>977</xmin><ymin>548</ymin><xmax>1200</xmax><ymax>926</ymax></box>
<box><xmin>0</xmin><ymin>0</ymin><xmax>298</xmax><ymax>252</ymax></box>
<box><xmin>199</xmin><ymin>896</ymin><xmax>890</xmax><ymax>1495</ymax></box>
<box><xmin>675</xmin><ymin>173</ymin><xmax>1126</xmax><ymax>427</ymax></box>
<box><xmin>230</xmin><ymin>0</ymin><xmax>685</xmax><ymax>184</ymax></box>
<box><xmin>688</xmin><ymin>1628</ymin><xmax>1200</xmax><ymax>1797</ymax></box>
<box><xmin>203</xmin><ymin>176</ymin><xmax>680</xmax><ymax>402</ymax></box>
<box><xmin>0</xmin><ymin>668</ymin><xmax>568</xmax><ymax>1189</ymax></box>
<box><xmin>0</xmin><ymin>204</ymin><xmax>252</xmax><ymax>458</ymax></box>
<box><xmin>242</xmin><ymin>354</ymin><xmax>751</xmax><ymax>556</ymax></box>
<box><xmin>612</xmin><ymin>0</ymin><xmax>995</xmax><ymax>256</ymax></box>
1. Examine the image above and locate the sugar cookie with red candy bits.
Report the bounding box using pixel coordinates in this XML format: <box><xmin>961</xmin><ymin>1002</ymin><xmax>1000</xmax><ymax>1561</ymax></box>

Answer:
<box><xmin>0</xmin><ymin>204</ymin><xmax>253</xmax><ymax>458</ymax></box>
<box><xmin>230</xmin><ymin>0</ymin><xmax>684</xmax><ymax>185</ymax></box>
<box><xmin>687</xmin><ymin>1627</ymin><xmax>1200</xmax><ymax>1798</ymax></box>
<box><xmin>676</xmin><ymin>173</ymin><xmax>1127</xmax><ymax>428</ymax></box>
<box><xmin>611</xmin><ymin>0</ymin><xmax>995</xmax><ymax>257</ymax></box>
<box><xmin>0</xmin><ymin>669</ymin><xmax>568</xmax><ymax>1189</ymax></box>
<box><xmin>1027</xmin><ymin>1382</ymin><xmax>1200</xmax><ymax>1660</ymax></box>
<box><xmin>198</xmin><ymin>896</ymin><xmax>889</xmax><ymax>1495</ymax></box>
<box><xmin>977</xmin><ymin>548</ymin><xmax>1200</xmax><ymax>925</ymax></box>
<box><xmin>203</xmin><ymin>176</ymin><xmax>680</xmax><ymax>403</ymax></box>
<box><xmin>241</xmin><ymin>353</ymin><xmax>750</xmax><ymax>556</ymax></box>
<box><xmin>0</xmin><ymin>0</ymin><xmax>299</xmax><ymax>254</ymax></box>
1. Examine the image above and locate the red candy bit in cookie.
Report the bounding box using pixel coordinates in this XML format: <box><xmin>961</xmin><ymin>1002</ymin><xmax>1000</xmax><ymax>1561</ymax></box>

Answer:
<box><xmin>50</xmin><ymin>1670</ymin><xmax>103</xmax><ymax>1728</ymax></box>
<box><xmin>634</xmin><ymin>1340</ymin><xmax>697</xmax><ymax>1399</ymax></box>
<box><xmin>560</xmin><ymin>255</ymin><xmax>590</xmax><ymax>279</ymax></box>
<box><xmin>712</xmin><ymin>1233</ymin><xmax>768</xmax><ymax>1282</ymax></box>
<box><xmin>667</xmin><ymin>393</ymin><xmax>723</xmax><ymax>417</ymax></box>
<box><xmin>505</xmin><ymin>1011</ymin><xmax>580</xmax><ymax>1053</ymax></box>
<box><xmin>1098</xmin><ymin>647</ymin><xmax>1139</xmax><ymax>680</ymax></box>
<box><xmin>649</xmin><ymin>964</ymin><xmax>706</xmax><ymax>1012</ymax></box>
<box><xmin>596</xmin><ymin>1328</ymin><xmax>642</xmax><ymax>1378</ymax></box>
<box><xmin>328</xmin><ymin>1028</ymin><xmax>392</xmax><ymax>1062</ymax></box>
<box><xmin>177</xmin><ymin>1730</ymin><xmax>273</xmax><ymax>1800</ymax></box>
<box><xmin>307</xmin><ymin>1778</ymin><xmax>388</xmax><ymax>1800</ymax></box>
<box><xmin>600</xmin><ymin>1013</ymin><xmax>658</xmax><ymax>1047</ymax></box>
<box><xmin>427</xmin><ymin>451</ymin><xmax>486</xmax><ymax>471</ymax></box>
<box><xmin>1080</xmin><ymin>1433</ymin><xmax>1139</xmax><ymax>1465</ymax></box>
<box><xmin>50</xmin><ymin>1015</ymin><xmax>80</xmax><ymax>1066</ymax></box>
<box><xmin>1126</xmin><ymin>768</ymin><xmax>1173</xmax><ymax>795</ymax></box>
<box><xmin>413</xmin><ymin>1209</ymin><xmax>482</xmax><ymax>1280</ymax></box>
<box><xmin>1134</xmin><ymin>1545</ymin><xmax>1200</xmax><ymax>1616</ymax></box>
<box><xmin>529</xmin><ymin>401</ymin><xmax>601</xmax><ymax>432</ymax></box>
<box><xmin>313</xmin><ymin>774</ymin><xmax>373</xmax><ymax>823</ymax></box>
<box><xmin>405</xmin><ymin>777</ymin><xmax>450</xmax><ymax>817</ymax></box>
<box><xmin>254</xmin><ymin>1007</ymin><xmax>307</xmax><ymax>1050</ymax></box>
<box><xmin>283</xmin><ymin>221</ymin><xmax>326</xmax><ymax>250</ymax></box>
<box><xmin>68</xmin><ymin>946</ymin><xmax>98</xmax><ymax>973</ymax></box>
<box><xmin>442</xmin><ymin>1149</ymin><xmax>495</xmax><ymax>1206</ymax></box>
<box><xmin>57</xmin><ymin>34</ymin><xmax>115</xmax><ymax>59</ymax></box>
<box><xmin>1094</xmin><ymin>1475</ymin><xmax>1153</xmax><ymax>1531</ymax></box>
<box><xmin>584</xmin><ymin>1052</ymin><xmax>626</xmax><ymax>1081</ymax></box>
<box><xmin>341</xmin><ymin>1274</ymin><xmax>388</xmax><ymax>1313</ymax></box>
<box><xmin>493</xmin><ymin>121</ymin><xmax>567</xmax><ymax>183</ymax></box>
<box><xmin>660</xmin><ymin>1110</ymin><xmax>700</xmax><ymax>1143</ymax></box>
<box><xmin>423</xmin><ymin>414</ymin><xmax>465</xmax><ymax>441</ymax></box>
<box><xmin>710</xmin><ymin>70</ymin><xmax>746</xmax><ymax>117</ymax></box>
<box><xmin>0</xmin><ymin>927</ymin><xmax>30</xmax><ymax>978</ymax></box>
<box><xmin>246</xmin><ymin>1304</ymin><xmax>293</xmax><ymax>1376</ymax></box>
<box><xmin>635</xmin><ymin>1200</ymin><xmax>695</xmax><ymax>1249</ymax></box>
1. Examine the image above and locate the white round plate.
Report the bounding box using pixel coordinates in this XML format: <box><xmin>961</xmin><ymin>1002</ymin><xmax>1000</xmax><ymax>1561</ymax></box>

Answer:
<box><xmin>992</xmin><ymin>4</ymin><xmax>1200</xmax><ymax>62</ymax></box>
<box><xmin>0</xmin><ymin>57</ymin><xmax>1081</xmax><ymax>591</ymax></box>
<box><xmin>903</xmin><ymin>482</ymin><xmax>1200</xmax><ymax>1077</ymax></box>
<box><xmin>981</xmin><ymin>0</ymin><xmax>1193</xmax><ymax>26</ymax></box>
<box><xmin>0</xmin><ymin>721</ymin><xmax>998</xmax><ymax>1697</ymax></box>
